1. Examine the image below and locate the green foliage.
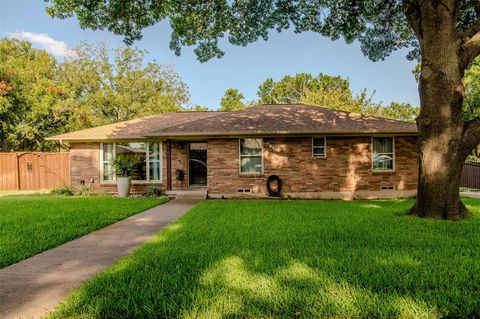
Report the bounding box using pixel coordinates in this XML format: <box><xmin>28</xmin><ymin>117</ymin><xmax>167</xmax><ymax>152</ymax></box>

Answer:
<box><xmin>45</xmin><ymin>0</ymin><xmax>417</xmax><ymax>63</ymax></box>
<box><xmin>219</xmin><ymin>88</ymin><xmax>247</xmax><ymax>111</ymax></box>
<box><xmin>142</xmin><ymin>185</ymin><xmax>164</xmax><ymax>198</ymax></box>
<box><xmin>464</xmin><ymin>57</ymin><xmax>480</xmax><ymax>121</ymax></box>
<box><xmin>468</xmin><ymin>145</ymin><xmax>480</xmax><ymax>162</ymax></box>
<box><xmin>255</xmin><ymin>73</ymin><xmax>418</xmax><ymax>121</ymax></box>
<box><xmin>57</xmin><ymin>42</ymin><xmax>190</xmax><ymax>129</ymax></box>
<box><xmin>44</xmin><ymin>1</ymin><xmax>478</xmax><ymax>64</ymax></box>
<box><xmin>0</xmin><ymin>195</ymin><xmax>167</xmax><ymax>267</ymax></box>
<box><xmin>50</xmin><ymin>186</ymin><xmax>74</xmax><ymax>196</ymax></box>
<box><xmin>72</xmin><ymin>184</ymin><xmax>92</xmax><ymax>196</ymax></box>
<box><xmin>51</xmin><ymin>185</ymin><xmax>93</xmax><ymax>196</ymax></box>
<box><xmin>112</xmin><ymin>156</ymin><xmax>135</xmax><ymax>177</ymax></box>
<box><xmin>0</xmin><ymin>39</ymin><xmax>190</xmax><ymax>151</ymax></box>
<box><xmin>258</xmin><ymin>73</ymin><xmax>356</xmax><ymax>109</ymax></box>
<box><xmin>0</xmin><ymin>38</ymin><xmax>70</xmax><ymax>151</ymax></box>
<box><xmin>188</xmin><ymin>105</ymin><xmax>210</xmax><ymax>111</ymax></box>
<box><xmin>48</xmin><ymin>199</ymin><xmax>480</xmax><ymax>318</ymax></box>
<box><xmin>363</xmin><ymin>101</ymin><xmax>419</xmax><ymax>122</ymax></box>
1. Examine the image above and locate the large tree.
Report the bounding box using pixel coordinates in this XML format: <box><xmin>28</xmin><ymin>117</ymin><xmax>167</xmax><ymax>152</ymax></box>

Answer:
<box><xmin>0</xmin><ymin>38</ymin><xmax>70</xmax><ymax>151</ymax></box>
<box><xmin>46</xmin><ymin>0</ymin><xmax>480</xmax><ymax>219</ymax></box>
<box><xmin>0</xmin><ymin>39</ymin><xmax>190</xmax><ymax>150</ymax></box>
<box><xmin>58</xmin><ymin>42</ymin><xmax>190</xmax><ymax>129</ymax></box>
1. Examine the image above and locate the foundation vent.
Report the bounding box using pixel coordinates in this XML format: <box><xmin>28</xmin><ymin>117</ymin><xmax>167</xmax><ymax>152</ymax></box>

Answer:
<box><xmin>381</xmin><ymin>186</ymin><xmax>394</xmax><ymax>190</ymax></box>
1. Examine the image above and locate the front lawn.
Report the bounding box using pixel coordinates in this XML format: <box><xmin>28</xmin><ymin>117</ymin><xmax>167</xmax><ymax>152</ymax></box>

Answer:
<box><xmin>50</xmin><ymin>198</ymin><xmax>480</xmax><ymax>319</ymax></box>
<box><xmin>0</xmin><ymin>195</ymin><xmax>167</xmax><ymax>268</ymax></box>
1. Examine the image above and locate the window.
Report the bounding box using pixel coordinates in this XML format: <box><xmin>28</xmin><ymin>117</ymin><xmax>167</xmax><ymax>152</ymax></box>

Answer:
<box><xmin>312</xmin><ymin>137</ymin><xmax>326</xmax><ymax>157</ymax></box>
<box><xmin>372</xmin><ymin>137</ymin><xmax>394</xmax><ymax>171</ymax></box>
<box><xmin>239</xmin><ymin>138</ymin><xmax>263</xmax><ymax>173</ymax></box>
<box><xmin>116</xmin><ymin>143</ymin><xmax>147</xmax><ymax>180</ymax></box>
<box><xmin>101</xmin><ymin>142</ymin><xmax>162</xmax><ymax>182</ymax></box>
<box><xmin>149</xmin><ymin>142</ymin><xmax>161</xmax><ymax>181</ymax></box>
<box><xmin>102</xmin><ymin>143</ymin><xmax>115</xmax><ymax>181</ymax></box>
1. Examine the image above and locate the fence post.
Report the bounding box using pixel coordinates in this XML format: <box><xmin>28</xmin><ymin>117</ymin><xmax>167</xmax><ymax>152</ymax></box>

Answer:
<box><xmin>16</xmin><ymin>153</ymin><xmax>20</xmax><ymax>190</ymax></box>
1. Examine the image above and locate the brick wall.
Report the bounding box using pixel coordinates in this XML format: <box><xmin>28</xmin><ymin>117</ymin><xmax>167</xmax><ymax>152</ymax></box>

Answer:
<box><xmin>207</xmin><ymin>136</ymin><xmax>418</xmax><ymax>198</ymax></box>
<box><xmin>69</xmin><ymin>136</ymin><xmax>418</xmax><ymax>198</ymax></box>
<box><xmin>69</xmin><ymin>141</ymin><xmax>188</xmax><ymax>193</ymax></box>
<box><xmin>170</xmin><ymin>141</ymin><xmax>189</xmax><ymax>189</ymax></box>
<box><xmin>69</xmin><ymin>142</ymin><xmax>101</xmax><ymax>191</ymax></box>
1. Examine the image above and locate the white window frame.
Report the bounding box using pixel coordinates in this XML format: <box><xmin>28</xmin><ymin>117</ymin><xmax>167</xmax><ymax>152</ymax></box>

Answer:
<box><xmin>100</xmin><ymin>141</ymin><xmax>163</xmax><ymax>183</ymax></box>
<box><xmin>312</xmin><ymin>137</ymin><xmax>327</xmax><ymax>158</ymax></box>
<box><xmin>239</xmin><ymin>138</ymin><xmax>264</xmax><ymax>174</ymax></box>
<box><xmin>371</xmin><ymin>136</ymin><xmax>395</xmax><ymax>172</ymax></box>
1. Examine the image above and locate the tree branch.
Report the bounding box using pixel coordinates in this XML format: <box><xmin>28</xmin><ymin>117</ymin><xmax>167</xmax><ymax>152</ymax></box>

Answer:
<box><xmin>462</xmin><ymin>118</ymin><xmax>480</xmax><ymax>157</ymax></box>
<box><xmin>402</xmin><ymin>0</ymin><xmax>423</xmax><ymax>41</ymax></box>
<box><xmin>457</xmin><ymin>18</ymin><xmax>480</xmax><ymax>40</ymax></box>
<box><xmin>460</xmin><ymin>30</ymin><xmax>480</xmax><ymax>70</ymax></box>
<box><xmin>458</xmin><ymin>15</ymin><xmax>480</xmax><ymax>69</ymax></box>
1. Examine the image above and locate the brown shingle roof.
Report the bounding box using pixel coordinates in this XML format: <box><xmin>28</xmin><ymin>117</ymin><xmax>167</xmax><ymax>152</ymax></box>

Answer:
<box><xmin>47</xmin><ymin>112</ymin><xmax>222</xmax><ymax>141</ymax></box>
<box><xmin>146</xmin><ymin>104</ymin><xmax>417</xmax><ymax>136</ymax></box>
<box><xmin>48</xmin><ymin>104</ymin><xmax>417</xmax><ymax>141</ymax></box>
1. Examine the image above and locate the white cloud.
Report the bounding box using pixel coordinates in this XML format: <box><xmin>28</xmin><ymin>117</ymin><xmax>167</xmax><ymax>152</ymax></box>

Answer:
<box><xmin>8</xmin><ymin>31</ymin><xmax>76</xmax><ymax>57</ymax></box>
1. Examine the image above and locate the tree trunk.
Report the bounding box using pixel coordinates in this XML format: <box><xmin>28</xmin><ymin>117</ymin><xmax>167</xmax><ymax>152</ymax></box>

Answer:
<box><xmin>409</xmin><ymin>1</ymin><xmax>471</xmax><ymax>219</ymax></box>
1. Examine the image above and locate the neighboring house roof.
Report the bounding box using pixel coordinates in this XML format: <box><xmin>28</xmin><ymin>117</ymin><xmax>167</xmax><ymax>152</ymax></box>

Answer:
<box><xmin>48</xmin><ymin>104</ymin><xmax>417</xmax><ymax>141</ymax></box>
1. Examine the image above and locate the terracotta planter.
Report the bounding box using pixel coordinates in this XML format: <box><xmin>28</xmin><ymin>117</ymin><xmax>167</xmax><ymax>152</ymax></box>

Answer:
<box><xmin>117</xmin><ymin>176</ymin><xmax>131</xmax><ymax>197</ymax></box>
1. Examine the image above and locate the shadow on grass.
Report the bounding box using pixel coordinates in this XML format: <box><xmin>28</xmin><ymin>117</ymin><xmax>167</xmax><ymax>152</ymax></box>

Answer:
<box><xmin>49</xmin><ymin>199</ymin><xmax>480</xmax><ymax>319</ymax></box>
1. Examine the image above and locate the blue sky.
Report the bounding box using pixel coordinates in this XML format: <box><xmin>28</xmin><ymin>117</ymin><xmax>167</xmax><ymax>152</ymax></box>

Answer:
<box><xmin>1</xmin><ymin>0</ymin><xmax>420</xmax><ymax>110</ymax></box>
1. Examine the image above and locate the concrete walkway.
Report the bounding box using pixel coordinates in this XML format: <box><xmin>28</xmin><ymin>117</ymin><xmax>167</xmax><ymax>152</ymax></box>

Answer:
<box><xmin>0</xmin><ymin>198</ymin><xmax>200</xmax><ymax>319</ymax></box>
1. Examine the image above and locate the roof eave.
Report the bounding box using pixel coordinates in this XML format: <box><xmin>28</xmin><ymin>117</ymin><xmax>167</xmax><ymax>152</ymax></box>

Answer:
<box><xmin>144</xmin><ymin>129</ymin><xmax>418</xmax><ymax>138</ymax></box>
<box><xmin>47</xmin><ymin>129</ymin><xmax>418</xmax><ymax>142</ymax></box>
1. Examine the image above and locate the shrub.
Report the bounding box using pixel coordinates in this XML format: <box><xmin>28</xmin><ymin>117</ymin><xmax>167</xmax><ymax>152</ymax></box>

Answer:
<box><xmin>72</xmin><ymin>185</ymin><xmax>92</xmax><ymax>196</ymax></box>
<box><xmin>112</xmin><ymin>156</ymin><xmax>135</xmax><ymax>177</ymax></box>
<box><xmin>50</xmin><ymin>186</ymin><xmax>74</xmax><ymax>196</ymax></box>
<box><xmin>143</xmin><ymin>186</ymin><xmax>164</xmax><ymax>197</ymax></box>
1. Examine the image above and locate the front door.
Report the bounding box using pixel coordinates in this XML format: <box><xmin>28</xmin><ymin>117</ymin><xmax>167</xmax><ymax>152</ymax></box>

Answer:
<box><xmin>189</xmin><ymin>142</ymin><xmax>207</xmax><ymax>186</ymax></box>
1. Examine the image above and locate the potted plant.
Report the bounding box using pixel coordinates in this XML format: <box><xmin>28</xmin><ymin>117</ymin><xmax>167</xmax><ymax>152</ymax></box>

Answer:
<box><xmin>112</xmin><ymin>156</ymin><xmax>134</xmax><ymax>197</ymax></box>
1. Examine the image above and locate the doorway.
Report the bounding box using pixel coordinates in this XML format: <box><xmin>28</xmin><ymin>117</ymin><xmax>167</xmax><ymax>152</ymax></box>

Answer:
<box><xmin>189</xmin><ymin>142</ymin><xmax>207</xmax><ymax>186</ymax></box>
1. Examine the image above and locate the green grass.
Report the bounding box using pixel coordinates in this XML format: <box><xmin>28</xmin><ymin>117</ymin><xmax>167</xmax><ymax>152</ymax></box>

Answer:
<box><xmin>0</xmin><ymin>195</ymin><xmax>167</xmax><ymax>268</ymax></box>
<box><xmin>49</xmin><ymin>198</ymin><xmax>480</xmax><ymax>319</ymax></box>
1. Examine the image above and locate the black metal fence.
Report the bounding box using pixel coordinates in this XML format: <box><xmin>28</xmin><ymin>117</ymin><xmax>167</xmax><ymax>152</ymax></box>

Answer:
<box><xmin>460</xmin><ymin>160</ymin><xmax>480</xmax><ymax>192</ymax></box>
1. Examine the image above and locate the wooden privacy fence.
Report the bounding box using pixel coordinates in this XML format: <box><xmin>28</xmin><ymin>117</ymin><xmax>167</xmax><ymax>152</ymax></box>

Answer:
<box><xmin>460</xmin><ymin>160</ymin><xmax>480</xmax><ymax>192</ymax></box>
<box><xmin>0</xmin><ymin>152</ymin><xmax>70</xmax><ymax>190</ymax></box>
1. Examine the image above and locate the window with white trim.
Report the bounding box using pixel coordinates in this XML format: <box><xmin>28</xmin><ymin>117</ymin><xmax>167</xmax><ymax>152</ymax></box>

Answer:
<box><xmin>149</xmin><ymin>142</ymin><xmax>161</xmax><ymax>181</ymax></box>
<box><xmin>102</xmin><ymin>143</ymin><xmax>115</xmax><ymax>181</ymax></box>
<box><xmin>101</xmin><ymin>142</ymin><xmax>162</xmax><ymax>181</ymax></box>
<box><xmin>312</xmin><ymin>137</ymin><xmax>326</xmax><ymax>157</ymax></box>
<box><xmin>239</xmin><ymin>138</ymin><xmax>263</xmax><ymax>173</ymax></box>
<box><xmin>372</xmin><ymin>137</ymin><xmax>394</xmax><ymax>171</ymax></box>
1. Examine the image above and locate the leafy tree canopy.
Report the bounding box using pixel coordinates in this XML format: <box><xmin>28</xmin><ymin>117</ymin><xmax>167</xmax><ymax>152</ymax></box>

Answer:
<box><xmin>45</xmin><ymin>0</ymin><xmax>478</xmax><ymax>63</ymax></box>
<box><xmin>0</xmin><ymin>39</ymin><xmax>190</xmax><ymax>151</ymax></box>
<box><xmin>219</xmin><ymin>88</ymin><xmax>248</xmax><ymax>111</ymax></box>
<box><xmin>0</xmin><ymin>38</ymin><xmax>67</xmax><ymax>151</ymax></box>
<box><xmin>464</xmin><ymin>57</ymin><xmax>480</xmax><ymax>121</ymax></box>
<box><xmin>254</xmin><ymin>72</ymin><xmax>418</xmax><ymax>121</ymax></box>
<box><xmin>58</xmin><ymin>42</ymin><xmax>190</xmax><ymax>130</ymax></box>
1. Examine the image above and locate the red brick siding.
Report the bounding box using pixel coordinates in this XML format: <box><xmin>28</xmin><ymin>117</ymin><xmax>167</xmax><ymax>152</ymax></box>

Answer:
<box><xmin>207</xmin><ymin>136</ymin><xmax>418</xmax><ymax>195</ymax></box>
<box><xmin>70</xmin><ymin>141</ymin><xmax>169</xmax><ymax>193</ymax></box>
<box><xmin>169</xmin><ymin>141</ymin><xmax>189</xmax><ymax>189</ymax></box>
<box><xmin>69</xmin><ymin>142</ymin><xmax>101</xmax><ymax>191</ymax></box>
<box><xmin>69</xmin><ymin>136</ymin><xmax>418</xmax><ymax>197</ymax></box>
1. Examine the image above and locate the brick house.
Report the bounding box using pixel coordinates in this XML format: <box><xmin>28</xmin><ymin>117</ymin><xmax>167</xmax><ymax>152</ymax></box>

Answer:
<box><xmin>48</xmin><ymin>104</ymin><xmax>418</xmax><ymax>199</ymax></box>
